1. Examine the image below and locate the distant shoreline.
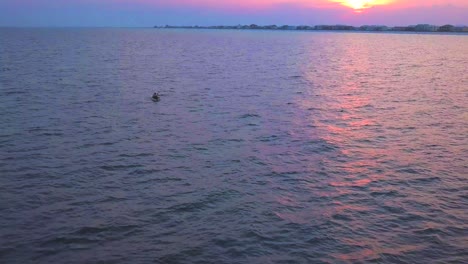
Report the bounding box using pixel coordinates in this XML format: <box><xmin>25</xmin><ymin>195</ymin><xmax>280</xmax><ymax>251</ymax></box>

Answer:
<box><xmin>155</xmin><ymin>24</ymin><xmax>468</xmax><ymax>34</ymax></box>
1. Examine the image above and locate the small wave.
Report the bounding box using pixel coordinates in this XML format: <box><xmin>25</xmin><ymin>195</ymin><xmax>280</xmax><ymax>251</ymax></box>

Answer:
<box><xmin>302</xmin><ymin>139</ymin><xmax>338</xmax><ymax>153</ymax></box>
<box><xmin>100</xmin><ymin>164</ymin><xmax>143</xmax><ymax>171</ymax></box>
<box><xmin>307</xmin><ymin>107</ymin><xmax>322</xmax><ymax>111</ymax></box>
<box><xmin>136</xmin><ymin>176</ymin><xmax>182</xmax><ymax>184</ymax></box>
<box><xmin>167</xmin><ymin>189</ymin><xmax>239</xmax><ymax>213</ymax></box>
<box><xmin>395</xmin><ymin>167</ymin><xmax>423</xmax><ymax>175</ymax></box>
<box><xmin>332</xmin><ymin>213</ymin><xmax>352</xmax><ymax>221</ymax></box>
<box><xmin>2</xmin><ymin>90</ymin><xmax>28</xmax><ymax>96</ymax></box>
<box><xmin>226</xmin><ymin>138</ymin><xmax>244</xmax><ymax>142</ymax></box>
<box><xmin>129</xmin><ymin>168</ymin><xmax>167</xmax><ymax>175</ymax></box>
<box><xmin>381</xmin><ymin>204</ymin><xmax>406</xmax><ymax>214</ymax></box>
<box><xmin>40</xmin><ymin>132</ymin><xmax>64</xmax><ymax>137</ymax></box>
<box><xmin>119</xmin><ymin>153</ymin><xmax>154</xmax><ymax>158</ymax></box>
<box><xmin>413</xmin><ymin>227</ymin><xmax>446</xmax><ymax>235</ymax></box>
<box><xmin>0</xmin><ymin>247</ymin><xmax>15</xmax><ymax>258</ymax></box>
<box><xmin>407</xmin><ymin>176</ymin><xmax>441</xmax><ymax>184</ymax></box>
<box><xmin>75</xmin><ymin>225</ymin><xmax>138</xmax><ymax>235</ymax></box>
<box><xmin>257</xmin><ymin>135</ymin><xmax>279</xmax><ymax>142</ymax></box>
<box><xmin>398</xmin><ymin>213</ymin><xmax>426</xmax><ymax>222</ymax></box>
<box><xmin>284</xmin><ymin>75</ymin><xmax>302</xmax><ymax>79</ymax></box>
<box><xmin>40</xmin><ymin>236</ymin><xmax>100</xmax><ymax>247</ymax></box>
<box><xmin>240</xmin><ymin>113</ymin><xmax>261</xmax><ymax>119</ymax></box>
<box><xmin>370</xmin><ymin>190</ymin><xmax>400</xmax><ymax>197</ymax></box>
<box><xmin>191</xmin><ymin>145</ymin><xmax>208</xmax><ymax>151</ymax></box>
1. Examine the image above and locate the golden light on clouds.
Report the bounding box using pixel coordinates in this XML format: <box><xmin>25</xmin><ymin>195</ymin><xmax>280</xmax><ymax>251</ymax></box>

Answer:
<box><xmin>331</xmin><ymin>0</ymin><xmax>393</xmax><ymax>10</ymax></box>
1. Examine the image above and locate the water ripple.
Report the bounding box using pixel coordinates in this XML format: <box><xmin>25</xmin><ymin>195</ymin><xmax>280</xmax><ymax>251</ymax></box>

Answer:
<box><xmin>0</xmin><ymin>28</ymin><xmax>467</xmax><ymax>263</ymax></box>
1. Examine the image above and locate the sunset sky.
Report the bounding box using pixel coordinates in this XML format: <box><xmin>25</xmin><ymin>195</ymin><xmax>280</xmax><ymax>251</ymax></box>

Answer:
<box><xmin>1</xmin><ymin>0</ymin><xmax>467</xmax><ymax>27</ymax></box>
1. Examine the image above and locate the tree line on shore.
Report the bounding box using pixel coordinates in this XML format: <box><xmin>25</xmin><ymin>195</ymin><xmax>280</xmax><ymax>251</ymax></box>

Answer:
<box><xmin>155</xmin><ymin>24</ymin><xmax>468</xmax><ymax>33</ymax></box>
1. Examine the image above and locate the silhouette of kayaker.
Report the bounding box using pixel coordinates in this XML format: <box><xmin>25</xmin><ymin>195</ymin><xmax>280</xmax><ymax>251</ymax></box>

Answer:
<box><xmin>152</xmin><ymin>92</ymin><xmax>160</xmax><ymax>102</ymax></box>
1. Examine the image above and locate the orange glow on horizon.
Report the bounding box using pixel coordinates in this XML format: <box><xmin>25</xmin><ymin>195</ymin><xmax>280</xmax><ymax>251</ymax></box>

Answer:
<box><xmin>331</xmin><ymin>0</ymin><xmax>394</xmax><ymax>10</ymax></box>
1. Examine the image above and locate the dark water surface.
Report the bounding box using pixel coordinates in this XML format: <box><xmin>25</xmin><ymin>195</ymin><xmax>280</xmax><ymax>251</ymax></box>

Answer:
<box><xmin>1</xmin><ymin>28</ymin><xmax>467</xmax><ymax>263</ymax></box>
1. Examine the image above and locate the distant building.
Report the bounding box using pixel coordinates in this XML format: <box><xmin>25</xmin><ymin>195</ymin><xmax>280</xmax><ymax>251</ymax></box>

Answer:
<box><xmin>333</xmin><ymin>25</ymin><xmax>355</xmax><ymax>30</ymax></box>
<box><xmin>391</xmin><ymin>26</ymin><xmax>407</xmax><ymax>31</ymax></box>
<box><xmin>414</xmin><ymin>24</ymin><xmax>438</xmax><ymax>32</ymax></box>
<box><xmin>314</xmin><ymin>25</ymin><xmax>327</xmax><ymax>30</ymax></box>
<box><xmin>249</xmin><ymin>24</ymin><xmax>261</xmax><ymax>29</ymax></box>
<box><xmin>438</xmin><ymin>24</ymin><xmax>455</xmax><ymax>32</ymax></box>
<box><xmin>279</xmin><ymin>25</ymin><xmax>297</xmax><ymax>30</ymax></box>
<box><xmin>360</xmin><ymin>25</ymin><xmax>389</xmax><ymax>31</ymax></box>
<box><xmin>296</xmin><ymin>25</ymin><xmax>313</xmax><ymax>30</ymax></box>
<box><xmin>264</xmin><ymin>25</ymin><xmax>278</xmax><ymax>30</ymax></box>
<box><xmin>314</xmin><ymin>25</ymin><xmax>354</xmax><ymax>30</ymax></box>
<box><xmin>454</xmin><ymin>26</ymin><xmax>468</xmax><ymax>32</ymax></box>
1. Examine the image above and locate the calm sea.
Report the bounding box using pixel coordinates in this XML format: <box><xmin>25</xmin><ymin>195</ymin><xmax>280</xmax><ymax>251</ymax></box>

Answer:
<box><xmin>0</xmin><ymin>28</ymin><xmax>467</xmax><ymax>263</ymax></box>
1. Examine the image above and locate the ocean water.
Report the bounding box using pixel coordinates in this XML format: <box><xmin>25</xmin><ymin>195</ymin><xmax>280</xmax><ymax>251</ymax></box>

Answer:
<box><xmin>0</xmin><ymin>28</ymin><xmax>467</xmax><ymax>263</ymax></box>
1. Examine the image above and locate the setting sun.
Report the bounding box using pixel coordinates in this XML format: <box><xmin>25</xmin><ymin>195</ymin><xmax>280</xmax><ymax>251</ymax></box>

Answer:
<box><xmin>331</xmin><ymin>0</ymin><xmax>393</xmax><ymax>10</ymax></box>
